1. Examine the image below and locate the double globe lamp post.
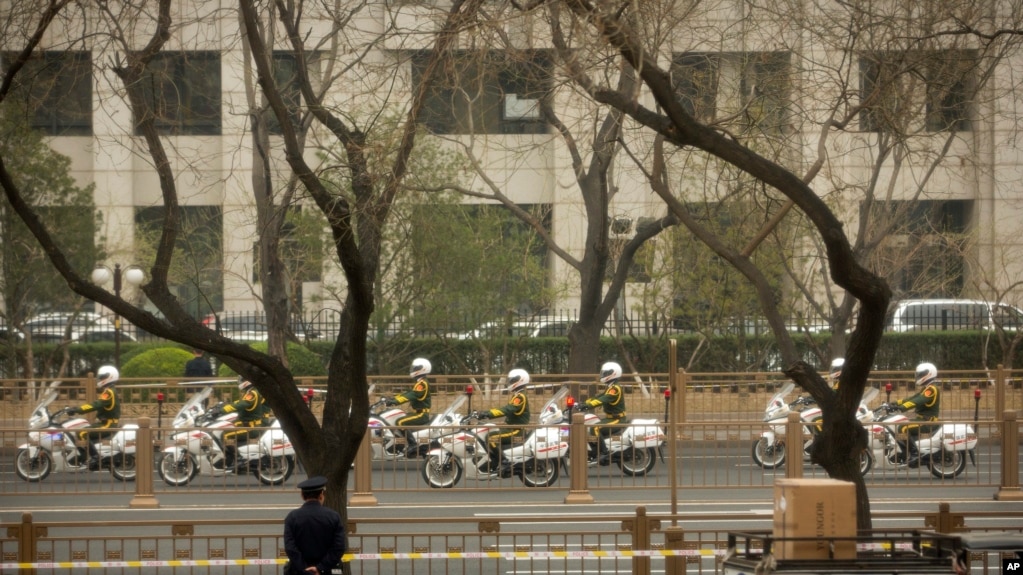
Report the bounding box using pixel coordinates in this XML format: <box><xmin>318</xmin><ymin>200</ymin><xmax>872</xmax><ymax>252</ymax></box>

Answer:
<box><xmin>91</xmin><ymin>263</ymin><xmax>145</xmax><ymax>368</ymax></box>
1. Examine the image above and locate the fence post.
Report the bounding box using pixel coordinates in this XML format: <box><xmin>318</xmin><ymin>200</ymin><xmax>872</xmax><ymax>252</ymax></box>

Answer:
<box><xmin>129</xmin><ymin>417</ymin><xmax>159</xmax><ymax>509</ymax></box>
<box><xmin>349</xmin><ymin>430</ymin><xmax>378</xmax><ymax>506</ymax></box>
<box><xmin>664</xmin><ymin>525</ymin><xmax>686</xmax><ymax>575</ymax></box>
<box><xmin>16</xmin><ymin>512</ymin><xmax>39</xmax><ymax>575</ymax></box>
<box><xmin>564</xmin><ymin>411</ymin><xmax>594</xmax><ymax>504</ymax></box>
<box><xmin>629</xmin><ymin>506</ymin><xmax>656</xmax><ymax>575</ymax></box>
<box><xmin>995</xmin><ymin>365</ymin><xmax>1006</xmax><ymax>425</ymax></box>
<box><xmin>995</xmin><ymin>410</ymin><xmax>1023</xmax><ymax>501</ymax></box>
<box><xmin>785</xmin><ymin>412</ymin><xmax>803</xmax><ymax>479</ymax></box>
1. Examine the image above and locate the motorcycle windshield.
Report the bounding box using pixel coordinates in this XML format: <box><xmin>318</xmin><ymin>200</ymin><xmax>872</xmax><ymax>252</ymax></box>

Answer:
<box><xmin>542</xmin><ymin>386</ymin><xmax>570</xmax><ymax>415</ymax></box>
<box><xmin>173</xmin><ymin>386</ymin><xmax>213</xmax><ymax>426</ymax></box>
<box><xmin>768</xmin><ymin>383</ymin><xmax>795</xmax><ymax>407</ymax></box>
<box><xmin>860</xmin><ymin>387</ymin><xmax>879</xmax><ymax>406</ymax></box>
<box><xmin>30</xmin><ymin>380</ymin><xmax>63</xmax><ymax>415</ymax></box>
<box><xmin>442</xmin><ymin>394</ymin><xmax>467</xmax><ymax>418</ymax></box>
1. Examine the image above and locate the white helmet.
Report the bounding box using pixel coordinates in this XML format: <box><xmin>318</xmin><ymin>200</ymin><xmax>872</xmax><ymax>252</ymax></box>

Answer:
<box><xmin>238</xmin><ymin>377</ymin><xmax>254</xmax><ymax>392</ymax></box>
<box><xmin>96</xmin><ymin>365</ymin><xmax>119</xmax><ymax>389</ymax></box>
<box><xmin>410</xmin><ymin>358</ymin><xmax>432</xmax><ymax>379</ymax></box>
<box><xmin>829</xmin><ymin>358</ymin><xmax>844</xmax><ymax>380</ymax></box>
<box><xmin>600</xmin><ymin>361</ymin><xmax>622</xmax><ymax>385</ymax></box>
<box><xmin>506</xmin><ymin>369</ymin><xmax>530</xmax><ymax>393</ymax></box>
<box><xmin>915</xmin><ymin>362</ymin><xmax>938</xmax><ymax>387</ymax></box>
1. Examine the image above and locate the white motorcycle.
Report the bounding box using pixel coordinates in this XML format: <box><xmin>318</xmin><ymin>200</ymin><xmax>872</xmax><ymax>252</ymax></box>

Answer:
<box><xmin>367</xmin><ymin>394</ymin><xmax>468</xmax><ymax>460</ymax></box>
<box><xmin>571</xmin><ymin>402</ymin><xmax>667</xmax><ymax>477</ymax></box>
<box><xmin>864</xmin><ymin>402</ymin><xmax>978</xmax><ymax>479</ymax></box>
<box><xmin>15</xmin><ymin>380</ymin><xmax>139</xmax><ymax>482</ymax></box>
<box><xmin>751</xmin><ymin>382</ymin><xmax>877</xmax><ymax>475</ymax></box>
<box><xmin>420</xmin><ymin>387</ymin><xmax>569</xmax><ymax>488</ymax></box>
<box><xmin>158</xmin><ymin>386</ymin><xmax>295</xmax><ymax>486</ymax></box>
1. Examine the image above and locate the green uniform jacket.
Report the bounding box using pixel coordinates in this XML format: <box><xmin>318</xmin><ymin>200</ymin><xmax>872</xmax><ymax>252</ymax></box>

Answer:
<box><xmin>585</xmin><ymin>382</ymin><xmax>626</xmax><ymax>418</ymax></box>
<box><xmin>899</xmin><ymin>383</ymin><xmax>941</xmax><ymax>420</ymax></box>
<box><xmin>487</xmin><ymin>391</ymin><xmax>530</xmax><ymax>426</ymax></box>
<box><xmin>77</xmin><ymin>388</ymin><xmax>120</xmax><ymax>422</ymax></box>
<box><xmin>224</xmin><ymin>389</ymin><xmax>267</xmax><ymax>424</ymax></box>
<box><xmin>394</xmin><ymin>377</ymin><xmax>431</xmax><ymax>412</ymax></box>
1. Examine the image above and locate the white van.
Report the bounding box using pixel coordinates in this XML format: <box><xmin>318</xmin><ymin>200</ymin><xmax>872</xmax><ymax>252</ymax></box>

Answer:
<box><xmin>886</xmin><ymin>299</ymin><xmax>1023</xmax><ymax>332</ymax></box>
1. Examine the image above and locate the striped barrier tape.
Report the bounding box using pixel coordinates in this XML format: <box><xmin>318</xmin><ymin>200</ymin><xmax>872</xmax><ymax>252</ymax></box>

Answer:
<box><xmin>0</xmin><ymin>543</ymin><xmax>921</xmax><ymax>570</ymax></box>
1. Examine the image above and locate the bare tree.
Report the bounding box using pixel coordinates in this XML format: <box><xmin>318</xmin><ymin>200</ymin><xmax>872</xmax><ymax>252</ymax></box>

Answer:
<box><xmin>0</xmin><ymin>2</ymin><xmax>488</xmax><ymax>548</ymax></box>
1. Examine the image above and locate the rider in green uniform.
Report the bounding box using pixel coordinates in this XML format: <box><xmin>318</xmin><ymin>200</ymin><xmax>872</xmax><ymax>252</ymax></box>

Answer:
<box><xmin>582</xmin><ymin>361</ymin><xmax>628</xmax><ymax>462</ymax></box>
<box><xmin>386</xmin><ymin>358</ymin><xmax>433</xmax><ymax>457</ymax></box>
<box><xmin>475</xmin><ymin>368</ymin><xmax>531</xmax><ymax>473</ymax></box>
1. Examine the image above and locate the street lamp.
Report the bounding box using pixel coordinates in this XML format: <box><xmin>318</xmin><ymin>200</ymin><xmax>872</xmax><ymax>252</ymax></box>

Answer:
<box><xmin>91</xmin><ymin>263</ymin><xmax>145</xmax><ymax>368</ymax></box>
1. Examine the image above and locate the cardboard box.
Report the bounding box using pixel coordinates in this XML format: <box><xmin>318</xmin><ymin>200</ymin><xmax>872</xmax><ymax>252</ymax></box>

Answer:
<box><xmin>773</xmin><ymin>478</ymin><xmax>857</xmax><ymax>560</ymax></box>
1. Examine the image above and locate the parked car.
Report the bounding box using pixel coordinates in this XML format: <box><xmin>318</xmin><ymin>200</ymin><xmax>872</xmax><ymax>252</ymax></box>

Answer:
<box><xmin>202</xmin><ymin>311</ymin><xmax>322</xmax><ymax>342</ymax></box>
<box><xmin>453</xmin><ymin>318</ymin><xmax>575</xmax><ymax>340</ymax></box>
<box><xmin>886</xmin><ymin>299</ymin><xmax>1023</xmax><ymax>332</ymax></box>
<box><xmin>23</xmin><ymin>312</ymin><xmax>134</xmax><ymax>343</ymax></box>
<box><xmin>0</xmin><ymin>319</ymin><xmax>25</xmax><ymax>342</ymax></box>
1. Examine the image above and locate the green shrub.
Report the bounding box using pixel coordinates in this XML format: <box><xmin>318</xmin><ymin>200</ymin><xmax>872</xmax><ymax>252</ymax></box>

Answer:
<box><xmin>121</xmin><ymin>347</ymin><xmax>195</xmax><ymax>378</ymax></box>
<box><xmin>218</xmin><ymin>342</ymin><xmax>327</xmax><ymax>377</ymax></box>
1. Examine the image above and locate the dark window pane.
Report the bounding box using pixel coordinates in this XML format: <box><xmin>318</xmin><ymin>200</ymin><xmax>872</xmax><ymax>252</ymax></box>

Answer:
<box><xmin>671</xmin><ymin>53</ymin><xmax>719</xmax><ymax>121</ymax></box>
<box><xmin>412</xmin><ymin>51</ymin><xmax>551</xmax><ymax>135</ymax></box>
<box><xmin>138</xmin><ymin>51</ymin><xmax>221</xmax><ymax>135</ymax></box>
<box><xmin>2</xmin><ymin>51</ymin><xmax>92</xmax><ymax>136</ymax></box>
<box><xmin>266</xmin><ymin>52</ymin><xmax>307</xmax><ymax>135</ymax></box>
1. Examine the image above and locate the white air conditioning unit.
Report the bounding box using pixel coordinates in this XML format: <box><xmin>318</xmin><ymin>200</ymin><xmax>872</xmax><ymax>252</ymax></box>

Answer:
<box><xmin>503</xmin><ymin>94</ymin><xmax>540</xmax><ymax>120</ymax></box>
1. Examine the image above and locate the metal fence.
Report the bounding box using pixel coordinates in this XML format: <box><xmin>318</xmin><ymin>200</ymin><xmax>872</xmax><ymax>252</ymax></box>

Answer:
<box><xmin>2</xmin><ymin>505</ymin><xmax>1021</xmax><ymax>574</ymax></box>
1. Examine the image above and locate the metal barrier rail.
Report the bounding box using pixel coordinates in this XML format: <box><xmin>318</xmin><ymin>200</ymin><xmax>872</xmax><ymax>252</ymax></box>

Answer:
<box><xmin>0</xmin><ymin>412</ymin><xmax>1020</xmax><ymax>498</ymax></box>
<box><xmin>2</xmin><ymin>369</ymin><xmax>1020</xmax><ymax>425</ymax></box>
<box><xmin>2</xmin><ymin>506</ymin><xmax>1021</xmax><ymax>574</ymax></box>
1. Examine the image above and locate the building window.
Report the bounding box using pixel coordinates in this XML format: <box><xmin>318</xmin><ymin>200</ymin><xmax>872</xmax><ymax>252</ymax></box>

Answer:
<box><xmin>868</xmin><ymin>200</ymin><xmax>971</xmax><ymax>297</ymax></box>
<box><xmin>859</xmin><ymin>50</ymin><xmax>975</xmax><ymax>133</ymax></box>
<box><xmin>2</xmin><ymin>51</ymin><xmax>92</xmax><ymax>136</ymax></box>
<box><xmin>138</xmin><ymin>51</ymin><xmax>221</xmax><ymax>135</ymax></box>
<box><xmin>265</xmin><ymin>52</ymin><xmax>322</xmax><ymax>135</ymax></box>
<box><xmin>671</xmin><ymin>51</ymin><xmax>791</xmax><ymax>133</ymax></box>
<box><xmin>135</xmin><ymin>206</ymin><xmax>224</xmax><ymax>318</ymax></box>
<box><xmin>412</xmin><ymin>50</ymin><xmax>552</xmax><ymax>135</ymax></box>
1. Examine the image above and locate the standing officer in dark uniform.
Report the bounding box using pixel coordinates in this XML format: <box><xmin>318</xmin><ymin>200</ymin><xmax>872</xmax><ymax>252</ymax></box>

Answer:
<box><xmin>385</xmin><ymin>357</ymin><xmax>432</xmax><ymax>457</ymax></box>
<box><xmin>581</xmin><ymin>361</ymin><xmax>628</xmax><ymax>462</ymax></box>
<box><xmin>67</xmin><ymin>365</ymin><xmax>121</xmax><ymax>470</ymax></box>
<box><xmin>474</xmin><ymin>368</ymin><xmax>531</xmax><ymax>473</ymax></box>
<box><xmin>184</xmin><ymin>348</ymin><xmax>213</xmax><ymax>377</ymax></box>
<box><xmin>284</xmin><ymin>476</ymin><xmax>346</xmax><ymax>575</ymax></box>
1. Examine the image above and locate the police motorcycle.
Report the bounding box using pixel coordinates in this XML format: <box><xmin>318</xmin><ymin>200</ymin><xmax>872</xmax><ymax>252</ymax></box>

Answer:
<box><xmin>15</xmin><ymin>380</ymin><xmax>139</xmax><ymax>482</ymax></box>
<box><xmin>751</xmin><ymin>382</ymin><xmax>877</xmax><ymax>475</ymax></box>
<box><xmin>420</xmin><ymin>386</ymin><xmax>569</xmax><ymax>488</ymax></box>
<box><xmin>567</xmin><ymin>396</ymin><xmax>667</xmax><ymax>477</ymax></box>
<box><xmin>367</xmin><ymin>393</ymin><xmax>468</xmax><ymax>460</ymax></box>
<box><xmin>158</xmin><ymin>383</ymin><xmax>295</xmax><ymax>486</ymax></box>
<box><xmin>863</xmin><ymin>401</ymin><xmax>977</xmax><ymax>479</ymax></box>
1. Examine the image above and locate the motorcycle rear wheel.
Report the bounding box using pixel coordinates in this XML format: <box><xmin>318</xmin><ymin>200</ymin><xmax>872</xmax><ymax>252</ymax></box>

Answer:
<box><xmin>256</xmin><ymin>455</ymin><xmax>294</xmax><ymax>486</ymax></box>
<box><xmin>751</xmin><ymin>438</ymin><xmax>786</xmax><ymax>469</ymax></box>
<box><xmin>159</xmin><ymin>452</ymin><xmax>199</xmax><ymax>486</ymax></box>
<box><xmin>421</xmin><ymin>454</ymin><xmax>462</xmax><ymax>488</ymax></box>
<box><xmin>618</xmin><ymin>447</ymin><xmax>657</xmax><ymax>477</ymax></box>
<box><xmin>110</xmin><ymin>453</ymin><xmax>137</xmax><ymax>482</ymax></box>
<box><xmin>929</xmin><ymin>449</ymin><xmax>966</xmax><ymax>479</ymax></box>
<box><xmin>15</xmin><ymin>448</ymin><xmax>52</xmax><ymax>482</ymax></box>
<box><xmin>521</xmin><ymin>458</ymin><xmax>560</xmax><ymax>487</ymax></box>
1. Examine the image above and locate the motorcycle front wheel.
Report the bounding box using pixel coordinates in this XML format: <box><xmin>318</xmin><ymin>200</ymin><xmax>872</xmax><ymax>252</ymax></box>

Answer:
<box><xmin>521</xmin><ymin>458</ymin><xmax>560</xmax><ymax>487</ymax></box>
<box><xmin>256</xmin><ymin>455</ymin><xmax>294</xmax><ymax>486</ymax></box>
<box><xmin>421</xmin><ymin>454</ymin><xmax>462</xmax><ymax>488</ymax></box>
<box><xmin>858</xmin><ymin>449</ymin><xmax>874</xmax><ymax>476</ymax></box>
<box><xmin>929</xmin><ymin>449</ymin><xmax>966</xmax><ymax>479</ymax></box>
<box><xmin>15</xmin><ymin>448</ymin><xmax>53</xmax><ymax>482</ymax></box>
<box><xmin>618</xmin><ymin>447</ymin><xmax>657</xmax><ymax>477</ymax></box>
<box><xmin>110</xmin><ymin>453</ymin><xmax>137</xmax><ymax>482</ymax></box>
<box><xmin>751</xmin><ymin>438</ymin><xmax>786</xmax><ymax>469</ymax></box>
<box><xmin>159</xmin><ymin>452</ymin><xmax>199</xmax><ymax>486</ymax></box>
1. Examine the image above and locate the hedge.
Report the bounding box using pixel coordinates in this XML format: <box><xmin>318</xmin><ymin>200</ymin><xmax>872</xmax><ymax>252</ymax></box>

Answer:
<box><xmin>2</xmin><ymin>330</ymin><xmax>1021</xmax><ymax>378</ymax></box>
